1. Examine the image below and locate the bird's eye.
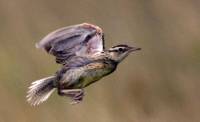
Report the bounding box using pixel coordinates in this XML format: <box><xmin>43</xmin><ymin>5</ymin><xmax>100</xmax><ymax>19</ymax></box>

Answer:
<box><xmin>119</xmin><ymin>48</ymin><xmax>123</xmax><ymax>52</ymax></box>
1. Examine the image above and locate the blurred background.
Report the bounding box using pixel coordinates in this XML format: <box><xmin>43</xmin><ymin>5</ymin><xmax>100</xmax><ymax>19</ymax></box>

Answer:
<box><xmin>0</xmin><ymin>0</ymin><xmax>200</xmax><ymax>122</ymax></box>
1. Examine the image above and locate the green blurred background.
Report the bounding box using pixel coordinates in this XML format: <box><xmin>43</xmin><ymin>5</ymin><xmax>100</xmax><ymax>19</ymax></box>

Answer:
<box><xmin>0</xmin><ymin>0</ymin><xmax>200</xmax><ymax>122</ymax></box>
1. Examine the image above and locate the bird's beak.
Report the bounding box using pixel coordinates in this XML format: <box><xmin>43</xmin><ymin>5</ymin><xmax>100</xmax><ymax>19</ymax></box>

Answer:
<box><xmin>128</xmin><ymin>46</ymin><xmax>141</xmax><ymax>52</ymax></box>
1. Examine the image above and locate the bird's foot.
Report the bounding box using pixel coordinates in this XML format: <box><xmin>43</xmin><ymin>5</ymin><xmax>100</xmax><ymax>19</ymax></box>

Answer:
<box><xmin>59</xmin><ymin>89</ymin><xmax>84</xmax><ymax>105</ymax></box>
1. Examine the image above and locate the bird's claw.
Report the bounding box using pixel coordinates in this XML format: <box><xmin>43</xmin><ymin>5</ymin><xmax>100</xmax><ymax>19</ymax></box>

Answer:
<box><xmin>70</xmin><ymin>89</ymin><xmax>84</xmax><ymax>105</ymax></box>
<box><xmin>60</xmin><ymin>89</ymin><xmax>84</xmax><ymax>104</ymax></box>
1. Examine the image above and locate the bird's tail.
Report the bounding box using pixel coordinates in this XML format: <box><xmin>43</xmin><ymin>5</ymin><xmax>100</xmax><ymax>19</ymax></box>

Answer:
<box><xmin>26</xmin><ymin>76</ymin><xmax>56</xmax><ymax>106</ymax></box>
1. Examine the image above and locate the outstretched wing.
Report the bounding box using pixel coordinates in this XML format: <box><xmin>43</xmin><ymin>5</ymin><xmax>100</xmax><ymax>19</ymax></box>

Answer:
<box><xmin>36</xmin><ymin>23</ymin><xmax>105</xmax><ymax>65</ymax></box>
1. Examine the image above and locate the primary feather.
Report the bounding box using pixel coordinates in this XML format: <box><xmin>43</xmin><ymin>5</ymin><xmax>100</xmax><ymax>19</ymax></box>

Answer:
<box><xmin>36</xmin><ymin>23</ymin><xmax>104</xmax><ymax>65</ymax></box>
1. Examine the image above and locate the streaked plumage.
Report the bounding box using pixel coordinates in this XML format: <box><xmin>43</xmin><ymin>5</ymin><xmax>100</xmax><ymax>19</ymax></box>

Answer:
<box><xmin>27</xmin><ymin>23</ymin><xmax>141</xmax><ymax>106</ymax></box>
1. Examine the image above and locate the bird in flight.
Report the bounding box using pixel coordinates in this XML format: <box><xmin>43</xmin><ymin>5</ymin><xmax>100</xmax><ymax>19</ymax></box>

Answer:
<box><xmin>27</xmin><ymin>23</ymin><xmax>141</xmax><ymax>106</ymax></box>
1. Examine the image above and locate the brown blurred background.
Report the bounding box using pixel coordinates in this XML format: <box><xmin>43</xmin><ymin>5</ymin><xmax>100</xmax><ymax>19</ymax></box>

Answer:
<box><xmin>0</xmin><ymin>0</ymin><xmax>200</xmax><ymax>122</ymax></box>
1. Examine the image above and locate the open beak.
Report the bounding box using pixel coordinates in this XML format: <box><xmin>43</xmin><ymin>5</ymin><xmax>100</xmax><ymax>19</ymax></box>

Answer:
<box><xmin>128</xmin><ymin>46</ymin><xmax>141</xmax><ymax>52</ymax></box>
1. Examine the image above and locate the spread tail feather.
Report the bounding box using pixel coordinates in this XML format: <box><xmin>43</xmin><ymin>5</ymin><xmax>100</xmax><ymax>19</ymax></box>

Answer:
<box><xmin>26</xmin><ymin>76</ymin><xmax>56</xmax><ymax>106</ymax></box>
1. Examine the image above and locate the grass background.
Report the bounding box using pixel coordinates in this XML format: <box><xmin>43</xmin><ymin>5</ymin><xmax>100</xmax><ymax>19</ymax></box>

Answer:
<box><xmin>0</xmin><ymin>0</ymin><xmax>200</xmax><ymax>122</ymax></box>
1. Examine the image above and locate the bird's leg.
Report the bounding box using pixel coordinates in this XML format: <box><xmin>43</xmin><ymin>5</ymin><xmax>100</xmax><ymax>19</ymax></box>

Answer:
<box><xmin>59</xmin><ymin>89</ymin><xmax>84</xmax><ymax>104</ymax></box>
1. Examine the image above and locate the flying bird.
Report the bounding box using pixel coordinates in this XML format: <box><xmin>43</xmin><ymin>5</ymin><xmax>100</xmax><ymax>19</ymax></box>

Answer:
<box><xmin>27</xmin><ymin>23</ymin><xmax>141</xmax><ymax>106</ymax></box>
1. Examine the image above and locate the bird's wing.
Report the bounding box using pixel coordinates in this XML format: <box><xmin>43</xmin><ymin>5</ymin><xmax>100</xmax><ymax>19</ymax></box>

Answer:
<box><xmin>36</xmin><ymin>23</ymin><xmax>105</xmax><ymax>65</ymax></box>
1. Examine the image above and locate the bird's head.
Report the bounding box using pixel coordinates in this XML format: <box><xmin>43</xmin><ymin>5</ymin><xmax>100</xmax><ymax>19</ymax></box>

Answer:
<box><xmin>107</xmin><ymin>44</ymin><xmax>141</xmax><ymax>63</ymax></box>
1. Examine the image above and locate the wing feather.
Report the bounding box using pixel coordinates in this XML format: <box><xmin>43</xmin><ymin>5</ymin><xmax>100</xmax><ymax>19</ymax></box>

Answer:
<box><xmin>36</xmin><ymin>23</ymin><xmax>104</xmax><ymax>65</ymax></box>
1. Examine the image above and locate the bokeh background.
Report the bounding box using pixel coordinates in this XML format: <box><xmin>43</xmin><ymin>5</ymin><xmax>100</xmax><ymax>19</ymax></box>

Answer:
<box><xmin>0</xmin><ymin>0</ymin><xmax>200</xmax><ymax>122</ymax></box>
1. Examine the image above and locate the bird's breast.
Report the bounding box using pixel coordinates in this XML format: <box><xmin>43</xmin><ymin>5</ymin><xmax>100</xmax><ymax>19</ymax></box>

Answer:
<box><xmin>60</xmin><ymin>60</ymin><xmax>117</xmax><ymax>89</ymax></box>
<box><xmin>78</xmin><ymin>62</ymin><xmax>116</xmax><ymax>88</ymax></box>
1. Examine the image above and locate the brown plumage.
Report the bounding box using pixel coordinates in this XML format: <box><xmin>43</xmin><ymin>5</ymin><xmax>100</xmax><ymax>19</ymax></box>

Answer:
<box><xmin>27</xmin><ymin>23</ymin><xmax>141</xmax><ymax>106</ymax></box>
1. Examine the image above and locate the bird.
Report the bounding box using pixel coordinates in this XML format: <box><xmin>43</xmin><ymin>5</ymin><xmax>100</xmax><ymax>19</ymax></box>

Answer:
<box><xmin>26</xmin><ymin>23</ymin><xmax>141</xmax><ymax>106</ymax></box>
